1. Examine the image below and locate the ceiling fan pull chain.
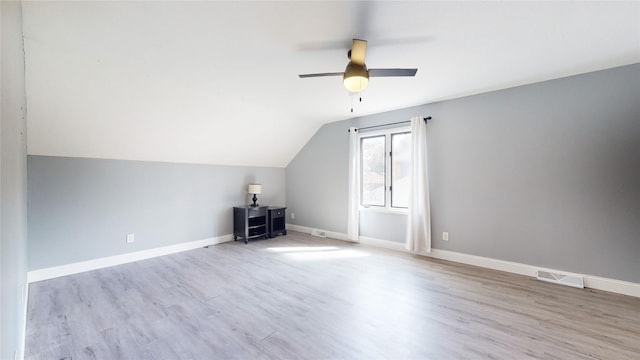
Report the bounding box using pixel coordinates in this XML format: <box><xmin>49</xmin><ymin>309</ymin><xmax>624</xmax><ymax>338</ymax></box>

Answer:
<box><xmin>351</xmin><ymin>95</ymin><xmax>354</xmax><ymax>113</ymax></box>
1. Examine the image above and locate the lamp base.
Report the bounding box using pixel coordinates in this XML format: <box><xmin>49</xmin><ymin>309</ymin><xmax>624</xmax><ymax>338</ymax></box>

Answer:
<box><xmin>251</xmin><ymin>194</ymin><xmax>258</xmax><ymax>207</ymax></box>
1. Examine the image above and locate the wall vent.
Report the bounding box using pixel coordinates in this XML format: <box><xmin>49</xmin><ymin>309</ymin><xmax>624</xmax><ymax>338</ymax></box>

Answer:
<box><xmin>310</xmin><ymin>229</ymin><xmax>327</xmax><ymax>238</ymax></box>
<box><xmin>536</xmin><ymin>270</ymin><xmax>584</xmax><ymax>289</ymax></box>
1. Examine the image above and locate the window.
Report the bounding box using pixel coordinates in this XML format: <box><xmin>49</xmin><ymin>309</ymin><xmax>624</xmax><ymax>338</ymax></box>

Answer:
<box><xmin>361</xmin><ymin>136</ymin><xmax>385</xmax><ymax>206</ymax></box>
<box><xmin>360</xmin><ymin>127</ymin><xmax>411</xmax><ymax>209</ymax></box>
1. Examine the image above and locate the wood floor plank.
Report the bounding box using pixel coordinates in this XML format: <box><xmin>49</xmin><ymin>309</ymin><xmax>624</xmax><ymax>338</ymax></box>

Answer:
<box><xmin>26</xmin><ymin>232</ymin><xmax>640</xmax><ymax>359</ymax></box>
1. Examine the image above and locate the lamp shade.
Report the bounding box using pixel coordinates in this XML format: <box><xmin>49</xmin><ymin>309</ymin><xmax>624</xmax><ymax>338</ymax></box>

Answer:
<box><xmin>248</xmin><ymin>184</ymin><xmax>262</xmax><ymax>194</ymax></box>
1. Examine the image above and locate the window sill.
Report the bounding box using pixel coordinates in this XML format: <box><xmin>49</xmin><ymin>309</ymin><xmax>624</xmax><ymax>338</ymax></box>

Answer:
<box><xmin>359</xmin><ymin>206</ymin><xmax>408</xmax><ymax>215</ymax></box>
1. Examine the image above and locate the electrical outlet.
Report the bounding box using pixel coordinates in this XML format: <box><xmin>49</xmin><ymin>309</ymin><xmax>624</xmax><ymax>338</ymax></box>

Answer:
<box><xmin>291</xmin><ymin>212</ymin><xmax>295</xmax><ymax>219</ymax></box>
<box><xmin>126</xmin><ymin>233</ymin><xmax>135</xmax><ymax>243</ymax></box>
<box><xmin>442</xmin><ymin>232</ymin><xmax>449</xmax><ymax>241</ymax></box>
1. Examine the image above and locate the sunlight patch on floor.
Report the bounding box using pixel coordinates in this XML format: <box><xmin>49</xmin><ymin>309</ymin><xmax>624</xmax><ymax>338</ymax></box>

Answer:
<box><xmin>265</xmin><ymin>246</ymin><xmax>371</xmax><ymax>261</ymax></box>
<box><xmin>265</xmin><ymin>246</ymin><xmax>339</xmax><ymax>253</ymax></box>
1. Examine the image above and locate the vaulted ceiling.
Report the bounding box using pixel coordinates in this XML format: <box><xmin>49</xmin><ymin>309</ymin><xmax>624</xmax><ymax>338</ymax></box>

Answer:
<box><xmin>22</xmin><ymin>1</ymin><xmax>640</xmax><ymax>167</ymax></box>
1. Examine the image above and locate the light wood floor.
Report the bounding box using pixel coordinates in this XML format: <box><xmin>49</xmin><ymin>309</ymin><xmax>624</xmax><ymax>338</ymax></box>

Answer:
<box><xmin>26</xmin><ymin>232</ymin><xmax>640</xmax><ymax>359</ymax></box>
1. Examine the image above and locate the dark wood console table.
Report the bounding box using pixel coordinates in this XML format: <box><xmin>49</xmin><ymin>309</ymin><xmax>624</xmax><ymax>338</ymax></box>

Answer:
<box><xmin>233</xmin><ymin>206</ymin><xmax>268</xmax><ymax>244</ymax></box>
<box><xmin>233</xmin><ymin>205</ymin><xmax>287</xmax><ymax>244</ymax></box>
<box><xmin>267</xmin><ymin>207</ymin><xmax>287</xmax><ymax>238</ymax></box>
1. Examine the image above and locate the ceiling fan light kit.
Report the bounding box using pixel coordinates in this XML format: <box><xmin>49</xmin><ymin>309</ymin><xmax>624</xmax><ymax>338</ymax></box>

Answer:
<box><xmin>343</xmin><ymin>62</ymin><xmax>369</xmax><ymax>92</ymax></box>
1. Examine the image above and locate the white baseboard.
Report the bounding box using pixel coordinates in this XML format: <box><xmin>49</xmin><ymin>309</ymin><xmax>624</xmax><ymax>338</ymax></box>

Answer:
<box><xmin>27</xmin><ymin>234</ymin><xmax>233</xmax><ymax>283</ymax></box>
<box><xmin>583</xmin><ymin>275</ymin><xmax>640</xmax><ymax>298</ymax></box>
<box><xmin>19</xmin><ymin>281</ymin><xmax>29</xmax><ymax>360</ymax></box>
<box><xmin>428</xmin><ymin>249</ymin><xmax>640</xmax><ymax>298</ymax></box>
<box><xmin>286</xmin><ymin>224</ymin><xmax>350</xmax><ymax>242</ymax></box>
<box><xmin>340</xmin><ymin>234</ymin><xmax>640</xmax><ymax>299</ymax></box>
<box><xmin>27</xmin><ymin>227</ymin><xmax>640</xmax><ymax>299</ymax></box>
<box><xmin>358</xmin><ymin>236</ymin><xmax>406</xmax><ymax>252</ymax></box>
<box><xmin>427</xmin><ymin>248</ymin><xmax>541</xmax><ymax>278</ymax></box>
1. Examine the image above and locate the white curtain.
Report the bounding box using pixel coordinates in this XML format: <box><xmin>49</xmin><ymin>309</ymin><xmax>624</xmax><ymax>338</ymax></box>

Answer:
<box><xmin>405</xmin><ymin>116</ymin><xmax>431</xmax><ymax>253</ymax></box>
<box><xmin>347</xmin><ymin>127</ymin><xmax>360</xmax><ymax>241</ymax></box>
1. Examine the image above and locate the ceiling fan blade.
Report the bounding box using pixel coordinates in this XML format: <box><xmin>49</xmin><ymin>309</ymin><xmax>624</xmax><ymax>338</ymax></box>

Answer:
<box><xmin>299</xmin><ymin>72</ymin><xmax>344</xmax><ymax>78</ymax></box>
<box><xmin>350</xmin><ymin>39</ymin><xmax>367</xmax><ymax>65</ymax></box>
<box><xmin>369</xmin><ymin>68</ymin><xmax>418</xmax><ymax>77</ymax></box>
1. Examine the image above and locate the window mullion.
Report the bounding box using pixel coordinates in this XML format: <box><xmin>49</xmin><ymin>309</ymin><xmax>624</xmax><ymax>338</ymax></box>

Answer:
<box><xmin>386</xmin><ymin>133</ymin><xmax>392</xmax><ymax>209</ymax></box>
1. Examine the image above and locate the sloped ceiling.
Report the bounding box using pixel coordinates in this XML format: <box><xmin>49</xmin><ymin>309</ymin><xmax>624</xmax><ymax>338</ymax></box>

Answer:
<box><xmin>22</xmin><ymin>1</ymin><xmax>640</xmax><ymax>167</ymax></box>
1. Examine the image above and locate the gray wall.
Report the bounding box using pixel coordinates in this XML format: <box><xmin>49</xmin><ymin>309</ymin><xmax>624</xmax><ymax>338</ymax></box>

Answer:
<box><xmin>285</xmin><ymin>123</ymin><xmax>349</xmax><ymax>232</ymax></box>
<box><xmin>360</xmin><ymin>211</ymin><xmax>407</xmax><ymax>243</ymax></box>
<box><xmin>286</xmin><ymin>64</ymin><xmax>640</xmax><ymax>283</ymax></box>
<box><xmin>28</xmin><ymin>156</ymin><xmax>285</xmax><ymax>270</ymax></box>
<box><xmin>1</xmin><ymin>1</ymin><xmax>29</xmax><ymax>359</ymax></box>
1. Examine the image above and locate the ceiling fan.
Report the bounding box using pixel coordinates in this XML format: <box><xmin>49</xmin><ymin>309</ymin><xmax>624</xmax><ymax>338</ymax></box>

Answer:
<box><xmin>298</xmin><ymin>39</ymin><xmax>418</xmax><ymax>93</ymax></box>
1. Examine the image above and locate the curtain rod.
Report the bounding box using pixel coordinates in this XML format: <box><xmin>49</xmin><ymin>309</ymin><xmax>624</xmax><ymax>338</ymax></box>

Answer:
<box><xmin>348</xmin><ymin>116</ymin><xmax>431</xmax><ymax>132</ymax></box>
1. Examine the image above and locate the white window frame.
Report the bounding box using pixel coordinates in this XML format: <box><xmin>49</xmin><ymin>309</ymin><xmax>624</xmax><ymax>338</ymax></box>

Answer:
<box><xmin>358</xmin><ymin>126</ymin><xmax>411</xmax><ymax>214</ymax></box>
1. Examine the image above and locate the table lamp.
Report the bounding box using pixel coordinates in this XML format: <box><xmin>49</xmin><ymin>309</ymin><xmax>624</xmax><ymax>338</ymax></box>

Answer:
<box><xmin>248</xmin><ymin>184</ymin><xmax>262</xmax><ymax>207</ymax></box>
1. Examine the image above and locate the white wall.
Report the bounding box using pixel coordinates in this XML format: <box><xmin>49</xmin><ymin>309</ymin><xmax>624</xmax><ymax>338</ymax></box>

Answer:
<box><xmin>1</xmin><ymin>1</ymin><xmax>29</xmax><ymax>359</ymax></box>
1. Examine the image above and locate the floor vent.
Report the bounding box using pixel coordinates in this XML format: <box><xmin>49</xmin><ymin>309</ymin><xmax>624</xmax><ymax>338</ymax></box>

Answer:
<box><xmin>536</xmin><ymin>270</ymin><xmax>584</xmax><ymax>289</ymax></box>
<box><xmin>310</xmin><ymin>229</ymin><xmax>327</xmax><ymax>238</ymax></box>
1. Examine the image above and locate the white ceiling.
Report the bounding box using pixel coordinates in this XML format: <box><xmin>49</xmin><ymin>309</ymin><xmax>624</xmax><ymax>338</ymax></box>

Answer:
<box><xmin>22</xmin><ymin>1</ymin><xmax>640</xmax><ymax>167</ymax></box>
